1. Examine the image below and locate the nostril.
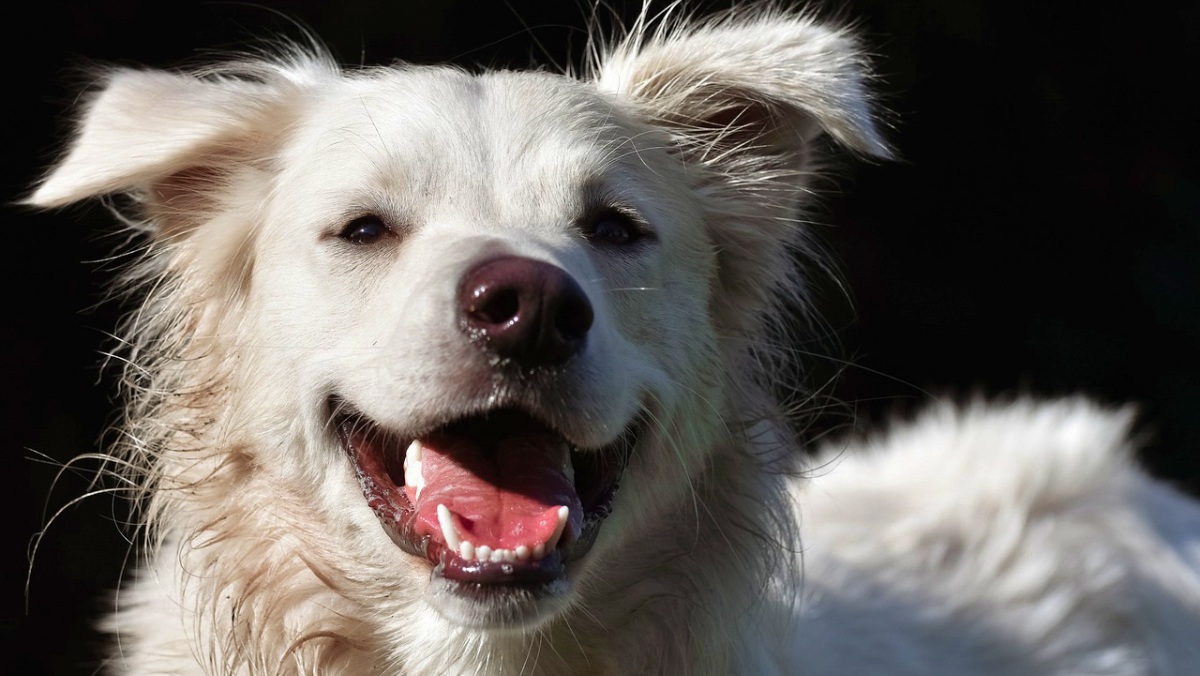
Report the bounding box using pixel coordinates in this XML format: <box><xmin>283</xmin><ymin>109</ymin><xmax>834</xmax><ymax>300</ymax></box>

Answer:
<box><xmin>470</xmin><ymin>286</ymin><xmax>520</xmax><ymax>326</ymax></box>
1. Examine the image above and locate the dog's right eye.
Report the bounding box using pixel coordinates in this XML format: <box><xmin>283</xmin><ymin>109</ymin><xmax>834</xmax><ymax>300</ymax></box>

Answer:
<box><xmin>339</xmin><ymin>216</ymin><xmax>390</xmax><ymax>245</ymax></box>
<box><xmin>581</xmin><ymin>209</ymin><xmax>650</xmax><ymax>248</ymax></box>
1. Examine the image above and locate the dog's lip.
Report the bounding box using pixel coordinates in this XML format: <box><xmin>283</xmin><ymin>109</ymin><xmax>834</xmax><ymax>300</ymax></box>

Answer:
<box><xmin>332</xmin><ymin>396</ymin><xmax>636</xmax><ymax>588</ymax></box>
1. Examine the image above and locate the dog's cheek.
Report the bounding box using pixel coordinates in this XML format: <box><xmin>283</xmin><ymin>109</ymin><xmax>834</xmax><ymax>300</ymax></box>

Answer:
<box><xmin>221</xmin><ymin>258</ymin><xmax>427</xmax><ymax>579</ymax></box>
<box><xmin>597</xmin><ymin>158</ymin><xmax>724</xmax><ymax>403</ymax></box>
<box><xmin>217</xmin><ymin>230</ymin><xmax>354</xmax><ymax>454</ymax></box>
<box><xmin>594</xmin><ymin>226</ymin><xmax>730</xmax><ymax>555</ymax></box>
<box><xmin>705</xmin><ymin>208</ymin><xmax>803</xmax><ymax>341</ymax></box>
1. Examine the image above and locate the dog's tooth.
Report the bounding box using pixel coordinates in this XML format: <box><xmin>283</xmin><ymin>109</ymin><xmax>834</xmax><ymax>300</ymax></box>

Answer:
<box><xmin>406</xmin><ymin>440</ymin><xmax>423</xmax><ymax>463</ymax></box>
<box><xmin>546</xmin><ymin>506</ymin><xmax>569</xmax><ymax>551</ymax></box>
<box><xmin>501</xmin><ymin>549</ymin><xmax>517</xmax><ymax>562</ymax></box>
<box><xmin>460</xmin><ymin>541</ymin><xmax>475</xmax><ymax>561</ymax></box>
<box><xmin>404</xmin><ymin>462</ymin><xmax>422</xmax><ymax>499</ymax></box>
<box><xmin>490</xmin><ymin>549</ymin><xmax>505</xmax><ymax>563</ymax></box>
<box><xmin>476</xmin><ymin>545</ymin><xmax>492</xmax><ymax>562</ymax></box>
<box><xmin>436</xmin><ymin>504</ymin><xmax>461</xmax><ymax>550</ymax></box>
<box><xmin>515</xmin><ymin>545</ymin><xmax>531</xmax><ymax>561</ymax></box>
<box><xmin>533</xmin><ymin>543</ymin><xmax>545</xmax><ymax>560</ymax></box>
<box><xmin>404</xmin><ymin>441</ymin><xmax>425</xmax><ymax>498</ymax></box>
<box><xmin>559</xmin><ymin>442</ymin><xmax>574</xmax><ymax>479</ymax></box>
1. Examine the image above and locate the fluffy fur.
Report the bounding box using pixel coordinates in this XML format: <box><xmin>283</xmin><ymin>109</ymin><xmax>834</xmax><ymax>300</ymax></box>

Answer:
<box><xmin>28</xmin><ymin>7</ymin><xmax>1200</xmax><ymax>675</ymax></box>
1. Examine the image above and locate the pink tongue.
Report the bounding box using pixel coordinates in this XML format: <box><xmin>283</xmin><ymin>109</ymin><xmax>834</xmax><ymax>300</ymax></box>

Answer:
<box><xmin>407</xmin><ymin>431</ymin><xmax>583</xmax><ymax>553</ymax></box>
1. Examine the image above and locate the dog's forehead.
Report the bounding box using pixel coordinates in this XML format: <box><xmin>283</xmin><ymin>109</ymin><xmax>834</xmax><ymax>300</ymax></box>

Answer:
<box><xmin>276</xmin><ymin>67</ymin><xmax>656</xmax><ymax>230</ymax></box>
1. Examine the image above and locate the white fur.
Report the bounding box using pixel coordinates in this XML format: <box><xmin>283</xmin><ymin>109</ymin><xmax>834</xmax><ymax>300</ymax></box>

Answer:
<box><xmin>796</xmin><ymin>400</ymin><xmax>1200</xmax><ymax>674</ymax></box>
<box><xmin>29</xmin><ymin>8</ymin><xmax>1200</xmax><ymax>675</ymax></box>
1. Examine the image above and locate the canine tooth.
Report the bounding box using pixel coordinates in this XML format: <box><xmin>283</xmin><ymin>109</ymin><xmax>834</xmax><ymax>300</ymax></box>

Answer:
<box><xmin>404</xmin><ymin>463</ymin><xmax>424</xmax><ymax>499</ymax></box>
<box><xmin>561</xmin><ymin>444</ymin><xmax>575</xmax><ymax>483</ymax></box>
<box><xmin>533</xmin><ymin>543</ymin><xmax>545</xmax><ymax>560</ymax></box>
<box><xmin>404</xmin><ymin>441</ymin><xmax>425</xmax><ymax>498</ymax></box>
<box><xmin>547</xmin><ymin>506</ymin><xmax>569</xmax><ymax>551</ymax></box>
<box><xmin>476</xmin><ymin>545</ymin><xmax>492</xmax><ymax>562</ymax></box>
<box><xmin>437</xmin><ymin>504</ymin><xmax>461</xmax><ymax>550</ymax></box>
<box><xmin>460</xmin><ymin>541</ymin><xmax>475</xmax><ymax>561</ymax></box>
<box><xmin>515</xmin><ymin>545</ymin><xmax>530</xmax><ymax>561</ymax></box>
<box><xmin>406</xmin><ymin>439</ymin><xmax>423</xmax><ymax>463</ymax></box>
<box><xmin>490</xmin><ymin>549</ymin><xmax>505</xmax><ymax>563</ymax></box>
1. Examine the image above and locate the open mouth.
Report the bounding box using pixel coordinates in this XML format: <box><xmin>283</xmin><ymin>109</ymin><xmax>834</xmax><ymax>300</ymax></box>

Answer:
<box><xmin>336</xmin><ymin>404</ymin><xmax>634</xmax><ymax>594</ymax></box>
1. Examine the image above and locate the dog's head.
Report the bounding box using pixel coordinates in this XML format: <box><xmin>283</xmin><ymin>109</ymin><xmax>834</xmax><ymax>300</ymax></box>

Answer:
<box><xmin>30</xmin><ymin>11</ymin><xmax>885</xmax><ymax>637</ymax></box>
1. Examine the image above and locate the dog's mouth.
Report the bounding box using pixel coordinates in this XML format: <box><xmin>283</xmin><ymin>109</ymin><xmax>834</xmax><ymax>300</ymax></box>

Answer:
<box><xmin>336</xmin><ymin>404</ymin><xmax>634</xmax><ymax>595</ymax></box>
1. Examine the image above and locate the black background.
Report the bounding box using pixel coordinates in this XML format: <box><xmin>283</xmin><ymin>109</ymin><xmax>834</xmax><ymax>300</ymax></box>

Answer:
<box><xmin>6</xmin><ymin>1</ymin><xmax>1198</xmax><ymax>672</ymax></box>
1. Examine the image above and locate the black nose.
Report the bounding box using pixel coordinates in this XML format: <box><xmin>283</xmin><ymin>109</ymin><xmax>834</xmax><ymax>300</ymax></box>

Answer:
<box><xmin>458</xmin><ymin>256</ymin><xmax>594</xmax><ymax>367</ymax></box>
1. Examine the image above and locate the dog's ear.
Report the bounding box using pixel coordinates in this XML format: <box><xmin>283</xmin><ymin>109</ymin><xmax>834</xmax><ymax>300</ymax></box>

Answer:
<box><xmin>594</xmin><ymin>10</ymin><xmax>889</xmax><ymax>163</ymax></box>
<box><xmin>593</xmin><ymin>11</ymin><xmax>889</xmax><ymax>335</ymax></box>
<box><xmin>26</xmin><ymin>65</ymin><xmax>310</xmax><ymax>218</ymax></box>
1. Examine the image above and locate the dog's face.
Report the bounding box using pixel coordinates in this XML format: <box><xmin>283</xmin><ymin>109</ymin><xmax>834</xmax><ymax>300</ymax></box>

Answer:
<box><xmin>29</xmin><ymin>13</ymin><xmax>886</xmax><ymax>641</ymax></box>
<box><xmin>244</xmin><ymin>68</ymin><xmax>718</xmax><ymax>626</ymax></box>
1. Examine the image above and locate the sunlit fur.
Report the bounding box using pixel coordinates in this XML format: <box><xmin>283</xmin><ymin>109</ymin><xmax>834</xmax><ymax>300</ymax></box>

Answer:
<box><xmin>29</xmin><ymin>6</ymin><xmax>1200</xmax><ymax>675</ymax></box>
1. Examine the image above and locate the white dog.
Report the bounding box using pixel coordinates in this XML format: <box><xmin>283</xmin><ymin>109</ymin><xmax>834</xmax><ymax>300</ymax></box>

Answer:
<box><xmin>29</xmin><ymin>7</ymin><xmax>1200</xmax><ymax>675</ymax></box>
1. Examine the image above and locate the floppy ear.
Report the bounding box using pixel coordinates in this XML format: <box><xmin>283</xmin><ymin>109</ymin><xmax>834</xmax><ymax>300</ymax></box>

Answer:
<box><xmin>26</xmin><ymin>58</ymin><xmax>330</xmax><ymax>317</ymax></box>
<box><xmin>26</xmin><ymin>62</ymin><xmax>323</xmax><ymax>227</ymax></box>
<box><xmin>593</xmin><ymin>11</ymin><xmax>889</xmax><ymax>335</ymax></box>
<box><xmin>30</xmin><ymin>71</ymin><xmax>257</xmax><ymax>209</ymax></box>
<box><xmin>595</xmin><ymin>10</ymin><xmax>888</xmax><ymax>159</ymax></box>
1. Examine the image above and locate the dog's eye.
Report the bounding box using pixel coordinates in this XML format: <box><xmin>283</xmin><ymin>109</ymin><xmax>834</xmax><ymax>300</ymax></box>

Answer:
<box><xmin>583</xmin><ymin>210</ymin><xmax>644</xmax><ymax>247</ymax></box>
<box><xmin>339</xmin><ymin>216</ymin><xmax>390</xmax><ymax>245</ymax></box>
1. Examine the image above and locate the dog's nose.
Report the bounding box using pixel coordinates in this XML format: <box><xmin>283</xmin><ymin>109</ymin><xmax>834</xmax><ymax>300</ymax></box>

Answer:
<box><xmin>459</xmin><ymin>256</ymin><xmax>594</xmax><ymax>367</ymax></box>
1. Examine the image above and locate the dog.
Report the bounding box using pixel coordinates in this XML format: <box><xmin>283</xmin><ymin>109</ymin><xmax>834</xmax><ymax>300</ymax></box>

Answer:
<box><xmin>28</xmin><ymin>6</ymin><xmax>1200</xmax><ymax>675</ymax></box>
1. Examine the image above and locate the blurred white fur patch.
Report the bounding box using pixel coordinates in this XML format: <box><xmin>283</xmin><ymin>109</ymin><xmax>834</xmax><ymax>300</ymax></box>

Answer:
<box><xmin>797</xmin><ymin>399</ymin><xmax>1200</xmax><ymax>674</ymax></box>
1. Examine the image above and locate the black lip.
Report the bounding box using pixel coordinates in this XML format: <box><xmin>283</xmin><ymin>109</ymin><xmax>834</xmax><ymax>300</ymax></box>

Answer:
<box><xmin>334</xmin><ymin>399</ymin><xmax>637</xmax><ymax>588</ymax></box>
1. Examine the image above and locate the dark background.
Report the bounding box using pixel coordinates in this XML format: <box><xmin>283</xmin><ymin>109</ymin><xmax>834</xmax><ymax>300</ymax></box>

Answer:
<box><xmin>6</xmin><ymin>1</ymin><xmax>1198</xmax><ymax>672</ymax></box>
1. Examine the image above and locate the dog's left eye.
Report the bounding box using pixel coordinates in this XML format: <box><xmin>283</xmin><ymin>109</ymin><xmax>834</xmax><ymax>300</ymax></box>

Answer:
<box><xmin>339</xmin><ymin>216</ymin><xmax>391</xmax><ymax>245</ymax></box>
<box><xmin>582</xmin><ymin>210</ymin><xmax>646</xmax><ymax>247</ymax></box>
